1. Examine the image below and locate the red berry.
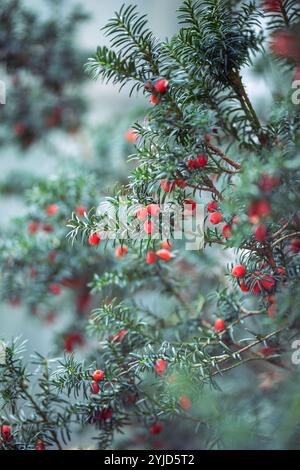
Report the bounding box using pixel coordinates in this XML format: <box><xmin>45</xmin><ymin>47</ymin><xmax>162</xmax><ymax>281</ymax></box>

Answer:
<box><xmin>222</xmin><ymin>223</ymin><xmax>232</xmax><ymax>239</ymax></box>
<box><xmin>161</xmin><ymin>179</ymin><xmax>174</xmax><ymax>193</ymax></box>
<box><xmin>196</xmin><ymin>154</ymin><xmax>208</xmax><ymax>168</ymax></box>
<box><xmin>125</xmin><ymin>128</ymin><xmax>138</xmax><ymax>143</ymax></box>
<box><xmin>115</xmin><ymin>245</ymin><xmax>128</xmax><ymax>258</ymax></box>
<box><xmin>136</xmin><ymin>207</ymin><xmax>148</xmax><ymax>221</ymax></box>
<box><xmin>260</xmin><ymin>274</ymin><xmax>276</xmax><ymax>291</ymax></box>
<box><xmin>248</xmin><ymin>200</ymin><xmax>271</xmax><ymax>224</ymax></box>
<box><xmin>46</xmin><ymin>204</ymin><xmax>59</xmax><ymax>216</ymax></box>
<box><xmin>214</xmin><ymin>318</ymin><xmax>226</xmax><ymax>332</ymax></box>
<box><xmin>175</xmin><ymin>178</ymin><xmax>186</xmax><ymax>189</ymax></box>
<box><xmin>35</xmin><ymin>439</ymin><xmax>46</xmax><ymax>451</ymax></box>
<box><xmin>147</xmin><ymin>203</ymin><xmax>160</xmax><ymax>217</ymax></box>
<box><xmin>146</xmin><ymin>251</ymin><xmax>157</xmax><ymax>264</ymax></box>
<box><xmin>150</xmin><ymin>94</ymin><xmax>160</xmax><ymax>105</ymax></box>
<box><xmin>154</xmin><ymin>359</ymin><xmax>167</xmax><ymax>376</ymax></box>
<box><xmin>48</xmin><ymin>284</ymin><xmax>61</xmax><ymax>295</ymax></box>
<box><xmin>88</xmin><ymin>232</ymin><xmax>101</xmax><ymax>246</ymax></box>
<box><xmin>252</xmin><ymin>280</ymin><xmax>262</xmax><ymax>295</ymax></box>
<box><xmin>150</xmin><ymin>423</ymin><xmax>164</xmax><ymax>435</ymax></box>
<box><xmin>277</xmin><ymin>266</ymin><xmax>286</xmax><ymax>277</ymax></box>
<box><xmin>160</xmin><ymin>240</ymin><xmax>173</xmax><ymax>250</ymax></box>
<box><xmin>179</xmin><ymin>396</ymin><xmax>192</xmax><ymax>410</ymax></box>
<box><xmin>156</xmin><ymin>249</ymin><xmax>171</xmax><ymax>262</ymax></box>
<box><xmin>111</xmin><ymin>329</ymin><xmax>127</xmax><ymax>342</ymax></box>
<box><xmin>76</xmin><ymin>206</ymin><xmax>87</xmax><ymax>217</ymax></box>
<box><xmin>270</xmin><ymin>31</ymin><xmax>298</xmax><ymax>60</ymax></box>
<box><xmin>209</xmin><ymin>211</ymin><xmax>222</xmax><ymax>225</ymax></box>
<box><xmin>42</xmin><ymin>223</ymin><xmax>53</xmax><ymax>233</ymax></box>
<box><xmin>240</xmin><ymin>282</ymin><xmax>250</xmax><ymax>292</ymax></box>
<box><xmin>187</xmin><ymin>158</ymin><xmax>197</xmax><ymax>169</ymax></box>
<box><xmin>258</xmin><ymin>174</ymin><xmax>279</xmax><ymax>192</ymax></box>
<box><xmin>100</xmin><ymin>408</ymin><xmax>113</xmax><ymax>420</ymax></box>
<box><xmin>254</xmin><ymin>224</ymin><xmax>267</xmax><ymax>242</ymax></box>
<box><xmin>154</xmin><ymin>79</ymin><xmax>169</xmax><ymax>94</ymax></box>
<box><xmin>28</xmin><ymin>221</ymin><xmax>39</xmax><ymax>234</ymax></box>
<box><xmin>262</xmin><ymin>0</ymin><xmax>281</xmax><ymax>11</ymax></box>
<box><xmin>144</xmin><ymin>220</ymin><xmax>154</xmax><ymax>235</ymax></box>
<box><xmin>291</xmin><ymin>239</ymin><xmax>300</xmax><ymax>253</ymax></box>
<box><xmin>91</xmin><ymin>381</ymin><xmax>100</xmax><ymax>394</ymax></box>
<box><xmin>183</xmin><ymin>198</ymin><xmax>197</xmax><ymax>215</ymax></box>
<box><xmin>1</xmin><ymin>425</ymin><xmax>11</xmax><ymax>442</ymax></box>
<box><xmin>232</xmin><ymin>265</ymin><xmax>246</xmax><ymax>278</ymax></box>
<box><xmin>92</xmin><ymin>369</ymin><xmax>105</xmax><ymax>382</ymax></box>
<box><xmin>260</xmin><ymin>347</ymin><xmax>276</xmax><ymax>357</ymax></box>
<box><xmin>207</xmin><ymin>201</ymin><xmax>218</xmax><ymax>213</ymax></box>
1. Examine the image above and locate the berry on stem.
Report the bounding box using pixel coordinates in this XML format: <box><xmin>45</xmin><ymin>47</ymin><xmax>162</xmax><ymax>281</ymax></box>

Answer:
<box><xmin>207</xmin><ymin>201</ymin><xmax>218</xmax><ymax>213</ymax></box>
<box><xmin>156</xmin><ymin>249</ymin><xmax>171</xmax><ymax>262</ymax></box>
<box><xmin>222</xmin><ymin>223</ymin><xmax>232</xmax><ymax>239</ymax></box>
<box><xmin>154</xmin><ymin>359</ymin><xmax>167</xmax><ymax>376</ymax></box>
<box><xmin>144</xmin><ymin>220</ymin><xmax>154</xmax><ymax>235</ymax></box>
<box><xmin>136</xmin><ymin>207</ymin><xmax>148</xmax><ymax>221</ymax></box>
<box><xmin>154</xmin><ymin>78</ymin><xmax>169</xmax><ymax>94</ymax></box>
<box><xmin>147</xmin><ymin>203</ymin><xmax>160</xmax><ymax>217</ymax></box>
<box><xmin>115</xmin><ymin>245</ymin><xmax>128</xmax><ymax>258</ymax></box>
<box><xmin>1</xmin><ymin>424</ymin><xmax>11</xmax><ymax>442</ymax></box>
<box><xmin>214</xmin><ymin>318</ymin><xmax>226</xmax><ymax>332</ymax></box>
<box><xmin>92</xmin><ymin>370</ymin><xmax>105</xmax><ymax>382</ymax></box>
<box><xmin>146</xmin><ymin>251</ymin><xmax>157</xmax><ymax>264</ymax></box>
<box><xmin>150</xmin><ymin>423</ymin><xmax>164</xmax><ymax>435</ymax></box>
<box><xmin>179</xmin><ymin>396</ymin><xmax>192</xmax><ymax>410</ymax></box>
<box><xmin>232</xmin><ymin>265</ymin><xmax>246</xmax><ymax>278</ymax></box>
<box><xmin>88</xmin><ymin>232</ymin><xmax>101</xmax><ymax>246</ymax></box>
<box><xmin>209</xmin><ymin>211</ymin><xmax>222</xmax><ymax>225</ymax></box>
<box><xmin>91</xmin><ymin>381</ymin><xmax>100</xmax><ymax>394</ymax></box>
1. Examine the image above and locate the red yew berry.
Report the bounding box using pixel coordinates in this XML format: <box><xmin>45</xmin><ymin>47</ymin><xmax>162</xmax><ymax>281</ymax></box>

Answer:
<box><xmin>156</xmin><ymin>249</ymin><xmax>171</xmax><ymax>262</ymax></box>
<box><xmin>144</xmin><ymin>220</ymin><xmax>154</xmax><ymax>235</ymax></box>
<box><xmin>270</xmin><ymin>31</ymin><xmax>298</xmax><ymax>60</ymax></box>
<box><xmin>42</xmin><ymin>223</ymin><xmax>53</xmax><ymax>233</ymax></box>
<box><xmin>35</xmin><ymin>439</ymin><xmax>45</xmax><ymax>451</ymax></box>
<box><xmin>46</xmin><ymin>204</ymin><xmax>59</xmax><ymax>216</ymax></box>
<box><xmin>154</xmin><ymin>79</ymin><xmax>169</xmax><ymax>94</ymax></box>
<box><xmin>1</xmin><ymin>425</ymin><xmax>11</xmax><ymax>442</ymax></box>
<box><xmin>136</xmin><ymin>207</ymin><xmax>148</xmax><ymax>221</ymax></box>
<box><xmin>240</xmin><ymin>282</ymin><xmax>250</xmax><ymax>292</ymax></box>
<box><xmin>150</xmin><ymin>94</ymin><xmax>160</xmax><ymax>105</ymax></box>
<box><xmin>222</xmin><ymin>223</ymin><xmax>232</xmax><ymax>239</ymax></box>
<box><xmin>76</xmin><ymin>206</ymin><xmax>87</xmax><ymax>217</ymax></box>
<box><xmin>187</xmin><ymin>158</ymin><xmax>197</xmax><ymax>169</ymax></box>
<box><xmin>100</xmin><ymin>408</ymin><xmax>113</xmax><ymax>420</ymax></box>
<box><xmin>91</xmin><ymin>381</ymin><xmax>100</xmax><ymax>394</ymax></box>
<box><xmin>154</xmin><ymin>359</ymin><xmax>167</xmax><ymax>376</ymax></box>
<box><xmin>209</xmin><ymin>211</ymin><xmax>222</xmax><ymax>225</ymax></box>
<box><xmin>291</xmin><ymin>239</ymin><xmax>300</xmax><ymax>253</ymax></box>
<box><xmin>207</xmin><ymin>201</ymin><xmax>218</xmax><ymax>213</ymax></box>
<box><xmin>111</xmin><ymin>329</ymin><xmax>127</xmax><ymax>342</ymax></box>
<box><xmin>196</xmin><ymin>154</ymin><xmax>208</xmax><ymax>168</ymax></box>
<box><xmin>183</xmin><ymin>198</ymin><xmax>197</xmax><ymax>215</ymax></box>
<box><xmin>179</xmin><ymin>396</ymin><xmax>192</xmax><ymax>410</ymax></box>
<box><xmin>125</xmin><ymin>128</ymin><xmax>138</xmax><ymax>143</ymax></box>
<box><xmin>268</xmin><ymin>303</ymin><xmax>276</xmax><ymax>317</ymax></box>
<box><xmin>232</xmin><ymin>265</ymin><xmax>247</xmax><ymax>278</ymax></box>
<box><xmin>28</xmin><ymin>221</ymin><xmax>39</xmax><ymax>234</ymax></box>
<box><xmin>161</xmin><ymin>179</ymin><xmax>174</xmax><ymax>193</ymax></box>
<box><xmin>92</xmin><ymin>370</ymin><xmax>105</xmax><ymax>382</ymax></box>
<box><xmin>248</xmin><ymin>199</ymin><xmax>271</xmax><ymax>224</ymax></box>
<box><xmin>175</xmin><ymin>178</ymin><xmax>186</xmax><ymax>189</ymax></box>
<box><xmin>254</xmin><ymin>224</ymin><xmax>267</xmax><ymax>242</ymax></box>
<box><xmin>160</xmin><ymin>240</ymin><xmax>173</xmax><ymax>250</ymax></box>
<box><xmin>63</xmin><ymin>332</ymin><xmax>84</xmax><ymax>353</ymax></box>
<box><xmin>146</xmin><ymin>251</ymin><xmax>157</xmax><ymax>264</ymax></box>
<box><xmin>260</xmin><ymin>274</ymin><xmax>276</xmax><ymax>291</ymax></box>
<box><xmin>277</xmin><ymin>266</ymin><xmax>286</xmax><ymax>277</ymax></box>
<box><xmin>88</xmin><ymin>232</ymin><xmax>101</xmax><ymax>246</ymax></box>
<box><xmin>48</xmin><ymin>284</ymin><xmax>61</xmax><ymax>295</ymax></box>
<box><xmin>214</xmin><ymin>318</ymin><xmax>226</xmax><ymax>332</ymax></box>
<box><xmin>258</xmin><ymin>174</ymin><xmax>280</xmax><ymax>192</ymax></box>
<box><xmin>147</xmin><ymin>203</ymin><xmax>160</xmax><ymax>217</ymax></box>
<box><xmin>260</xmin><ymin>347</ymin><xmax>276</xmax><ymax>357</ymax></box>
<box><xmin>115</xmin><ymin>245</ymin><xmax>128</xmax><ymax>258</ymax></box>
<box><xmin>150</xmin><ymin>423</ymin><xmax>164</xmax><ymax>435</ymax></box>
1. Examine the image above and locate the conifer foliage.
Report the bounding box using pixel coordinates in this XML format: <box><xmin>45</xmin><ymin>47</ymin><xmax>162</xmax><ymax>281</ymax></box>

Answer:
<box><xmin>1</xmin><ymin>0</ymin><xmax>300</xmax><ymax>450</ymax></box>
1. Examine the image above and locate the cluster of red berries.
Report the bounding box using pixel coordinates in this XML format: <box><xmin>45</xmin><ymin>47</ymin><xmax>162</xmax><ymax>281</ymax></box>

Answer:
<box><xmin>63</xmin><ymin>331</ymin><xmax>84</xmax><ymax>353</ymax></box>
<box><xmin>28</xmin><ymin>221</ymin><xmax>54</xmax><ymax>234</ymax></box>
<box><xmin>187</xmin><ymin>154</ymin><xmax>208</xmax><ymax>170</ymax></box>
<box><xmin>136</xmin><ymin>203</ymin><xmax>161</xmax><ymax>236</ymax></box>
<box><xmin>145</xmin><ymin>78</ymin><xmax>169</xmax><ymax>105</ymax></box>
<box><xmin>161</xmin><ymin>178</ymin><xmax>186</xmax><ymax>193</ymax></box>
<box><xmin>91</xmin><ymin>369</ymin><xmax>105</xmax><ymax>395</ymax></box>
<box><xmin>146</xmin><ymin>240</ymin><xmax>173</xmax><ymax>264</ymax></box>
<box><xmin>231</xmin><ymin>264</ymin><xmax>277</xmax><ymax>296</ymax></box>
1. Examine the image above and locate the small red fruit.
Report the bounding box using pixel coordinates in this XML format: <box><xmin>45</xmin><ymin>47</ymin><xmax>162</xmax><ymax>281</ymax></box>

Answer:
<box><xmin>150</xmin><ymin>423</ymin><xmax>164</xmax><ymax>435</ymax></box>
<box><xmin>175</xmin><ymin>178</ymin><xmax>186</xmax><ymax>189</ymax></box>
<box><xmin>111</xmin><ymin>329</ymin><xmax>127</xmax><ymax>342</ymax></box>
<box><xmin>92</xmin><ymin>370</ymin><xmax>105</xmax><ymax>382</ymax></box>
<box><xmin>147</xmin><ymin>203</ymin><xmax>160</xmax><ymax>217</ymax></box>
<box><xmin>1</xmin><ymin>425</ymin><xmax>11</xmax><ymax>442</ymax></box>
<box><xmin>35</xmin><ymin>439</ymin><xmax>46</xmax><ymax>451</ymax></box>
<box><xmin>161</xmin><ymin>179</ymin><xmax>174</xmax><ymax>193</ymax></box>
<box><xmin>115</xmin><ymin>245</ymin><xmax>128</xmax><ymax>258</ymax></box>
<box><xmin>150</xmin><ymin>94</ymin><xmax>160</xmax><ymax>105</ymax></box>
<box><xmin>88</xmin><ymin>232</ymin><xmax>101</xmax><ymax>246</ymax></box>
<box><xmin>146</xmin><ymin>251</ymin><xmax>157</xmax><ymax>264</ymax></box>
<box><xmin>183</xmin><ymin>198</ymin><xmax>196</xmax><ymax>215</ymax></box>
<box><xmin>240</xmin><ymin>282</ymin><xmax>250</xmax><ymax>292</ymax></box>
<box><xmin>207</xmin><ymin>201</ymin><xmax>218</xmax><ymax>213</ymax></box>
<box><xmin>144</xmin><ymin>220</ymin><xmax>154</xmax><ymax>235</ymax></box>
<box><xmin>42</xmin><ymin>223</ymin><xmax>53</xmax><ymax>233</ymax></box>
<box><xmin>254</xmin><ymin>224</ymin><xmax>267</xmax><ymax>242</ymax></box>
<box><xmin>160</xmin><ymin>240</ymin><xmax>173</xmax><ymax>250</ymax></box>
<box><xmin>46</xmin><ymin>204</ymin><xmax>59</xmax><ymax>216</ymax></box>
<box><xmin>196</xmin><ymin>154</ymin><xmax>208</xmax><ymax>168</ymax></box>
<box><xmin>179</xmin><ymin>396</ymin><xmax>192</xmax><ymax>410</ymax></box>
<box><xmin>91</xmin><ymin>381</ymin><xmax>100</xmax><ymax>394</ymax></box>
<box><xmin>48</xmin><ymin>284</ymin><xmax>61</xmax><ymax>295</ymax></box>
<box><xmin>214</xmin><ymin>318</ymin><xmax>226</xmax><ymax>332</ymax></box>
<box><xmin>248</xmin><ymin>200</ymin><xmax>271</xmax><ymax>224</ymax></box>
<box><xmin>258</xmin><ymin>174</ymin><xmax>279</xmax><ymax>192</ymax></box>
<box><xmin>260</xmin><ymin>347</ymin><xmax>276</xmax><ymax>357</ymax></box>
<box><xmin>28</xmin><ymin>221</ymin><xmax>39</xmax><ymax>234</ymax></box>
<box><xmin>291</xmin><ymin>239</ymin><xmax>300</xmax><ymax>253</ymax></box>
<box><xmin>154</xmin><ymin>359</ymin><xmax>167</xmax><ymax>376</ymax></box>
<box><xmin>76</xmin><ymin>206</ymin><xmax>86</xmax><ymax>217</ymax></box>
<box><xmin>232</xmin><ymin>265</ymin><xmax>246</xmax><ymax>278</ymax></box>
<box><xmin>156</xmin><ymin>249</ymin><xmax>171</xmax><ymax>262</ymax></box>
<box><xmin>260</xmin><ymin>274</ymin><xmax>276</xmax><ymax>291</ymax></box>
<box><xmin>222</xmin><ymin>223</ymin><xmax>232</xmax><ymax>239</ymax></box>
<box><xmin>209</xmin><ymin>211</ymin><xmax>222</xmax><ymax>225</ymax></box>
<box><xmin>154</xmin><ymin>79</ymin><xmax>169</xmax><ymax>94</ymax></box>
<box><xmin>136</xmin><ymin>207</ymin><xmax>148</xmax><ymax>221</ymax></box>
<box><xmin>262</xmin><ymin>0</ymin><xmax>281</xmax><ymax>11</ymax></box>
<box><xmin>125</xmin><ymin>128</ymin><xmax>138</xmax><ymax>143</ymax></box>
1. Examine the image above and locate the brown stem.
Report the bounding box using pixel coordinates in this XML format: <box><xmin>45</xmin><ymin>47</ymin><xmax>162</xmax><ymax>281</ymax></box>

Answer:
<box><xmin>206</xmin><ymin>142</ymin><xmax>241</xmax><ymax>170</ymax></box>
<box><xmin>272</xmin><ymin>231</ymin><xmax>300</xmax><ymax>247</ymax></box>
